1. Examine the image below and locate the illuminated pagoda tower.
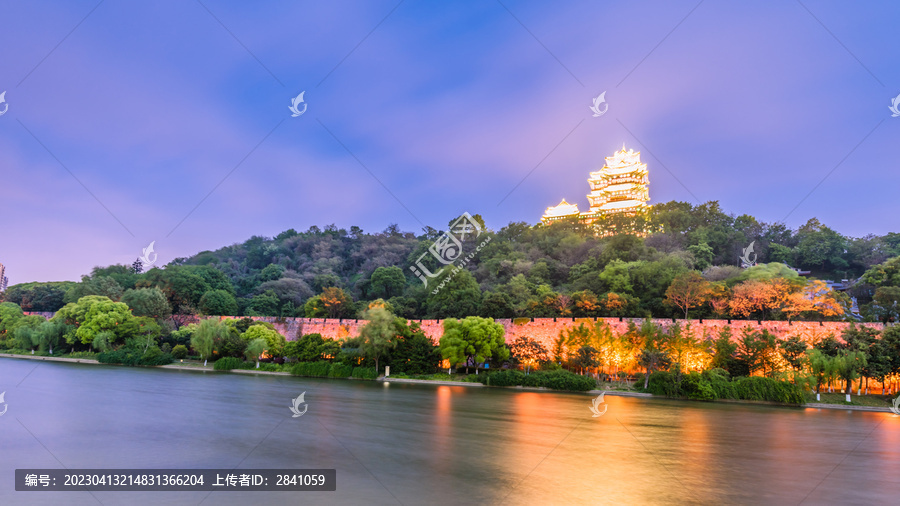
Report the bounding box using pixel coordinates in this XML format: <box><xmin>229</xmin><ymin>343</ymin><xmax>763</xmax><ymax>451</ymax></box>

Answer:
<box><xmin>541</xmin><ymin>145</ymin><xmax>649</xmax><ymax>227</ymax></box>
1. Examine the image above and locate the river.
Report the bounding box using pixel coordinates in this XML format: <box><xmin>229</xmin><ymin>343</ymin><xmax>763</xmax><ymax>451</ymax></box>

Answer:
<box><xmin>1</xmin><ymin>358</ymin><xmax>898</xmax><ymax>505</ymax></box>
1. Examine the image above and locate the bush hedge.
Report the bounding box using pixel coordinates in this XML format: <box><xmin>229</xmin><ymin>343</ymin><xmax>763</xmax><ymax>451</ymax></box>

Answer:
<box><xmin>285</xmin><ymin>363</ymin><xmax>376</xmax><ymax>380</ymax></box>
<box><xmin>213</xmin><ymin>357</ymin><xmax>245</xmax><ymax>371</ymax></box>
<box><xmin>171</xmin><ymin>345</ymin><xmax>188</xmax><ymax>359</ymax></box>
<box><xmin>97</xmin><ymin>347</ymin><xmax>173</xmax><ymax>366</ymax></box>
<box><xmin>645</xmin><ymin>369</ymin><xmax>804</xmax><ymax>404</ymax></box>
<box><xmin>66</xmin><ymin>351</ymin><xmax>98</xmax><ymax>359</ymax></box>
<box><xmin>351</xmin><ymin>366</ymin><xmax>377</xmax><ymax>380</ymax></box>
<box><xmin>329</xmin><ymin>364</ymin><xmax>353</xmax><ymax>378</ymax></box>
<box><xmin>476</xmin><ymin>369</ymin><xmax>596</xmax><ymax>391</ymax></box>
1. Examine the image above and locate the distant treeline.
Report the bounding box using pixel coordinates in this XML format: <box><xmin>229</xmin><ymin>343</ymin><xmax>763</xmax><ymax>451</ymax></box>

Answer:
<box><xmin>3</xmin><ymin>201</ymin><xmax>900</xmax><ymax>322</ymax></box>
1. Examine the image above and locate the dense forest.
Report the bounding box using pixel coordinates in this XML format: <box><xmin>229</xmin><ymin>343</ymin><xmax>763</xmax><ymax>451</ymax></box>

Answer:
<box><xmin>4</xmin><ymin>200</ymin><xmax>900</xmax><ymax>324</ymax></box>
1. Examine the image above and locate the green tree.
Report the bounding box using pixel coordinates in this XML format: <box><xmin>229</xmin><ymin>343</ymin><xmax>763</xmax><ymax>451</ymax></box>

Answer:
<box><xmin>426</xmin><ymin>269</ymin><xmax>483</xmax><ymax>318</ymax></box>
<box><xmin>4</xmin><ymin>281</ymin><xmax>73</xmax><ymax>312</ymax></box>
<box><xmin>834</xmin><ymin>350</ymin><xmax>867</xmax><ymax>402</ymax></box>
<box><xmin>572</xmin><ymin>346</ymin><xmax>599</xmax><ymax>375</ymax></box>
<box><xmin>199</xmin><ymin>289</ymin><xmax>239</xmax><ymax>316</ymax></box>
<box><xmin>358</xmin><ymin>307</ymin><xmax>398</xmax><ymax>374</ymax></box>
<box><xmin>65</xmin><ymin>275</ymin><xmax>125</xmax><ymax>303</ymax></box>
<box><xmin>91</xmin><ymin>331</ymin><xmax>114</xmax><ymax>353</ymax></box>
<box><xmin>284</xmin><ymin>333</ymin><xmax>341</xmax><ymax>362</ymax></box>
<box><xmin>122</xmin><ymin>287</ymin><xmax>172</xmax><ymax>319</ymax></box>
<box><xmin>36</xmin><ymin>319</ymin><xmax>70</xmax><ymax>354</ymax></box>
<box><xmin>389</xmin><ymin>322</ymin><xmax>441</xmax><ymax>375</ymax></box>
<box><xmin>247</xmin><ymin>290</ymin><xmax>281</xmax><ymax>316</ymax></box>
<box><xmin>439</xmin><ymin>316</ymin><xmax>508</xmax><ymax>374</ymax></box>
<box><xmin>369</xmin><ymin>266</ymin><xmax>407</xmax><ymax>299</ymax></box>
<box><xmin>0</xmin><ymin>302</ymin><xmax>25</xmax><ymax>340</ymax></box>
<box><xmin>794</xmin><ymin>219</ymin><xmax>848</xmax><ymax>271</ymax></box>
<box><xmin>242</xmin><ymin>324</ymin><xmax>286</xmax><ymax>356</ymax></box>
<box><xmin>805</xmin><ymin>349</ymin><xmax>832</xmax><ymax>397</ymax></box>
<box><xmin>191</xmin><ymin>319</ymin><xmax>229</xmax><ymax>366</ymax></box>
<box><xmin>245</xmin><ymin>338</ymin><xmax>267</xmax><ymax>368</ymax></box>
<box><xmin>479</xmin><ymin>292</ymin><xmax>515</xmax><ymax>318</ymax></box>
<box><xmin>710</xmin><ymin>327</ymin><xmax>742</xmax><ymax>375</ymax></box>
<box><xmin>54</xmin><ymin>296</ymin><xmax>138</xmax><ymax>347</ymax></box>
<box><xmin>735</xmin><ymin>329</ymin><xmax>778</xmax><ymax>377</ymax></box>
<box><xmin>867</xmin><ymin>287</ymin><xmax>900</xmax><ymax>323</ymax></box>
<box><xmin>636</xmin><ymin>320</ymin><xmax>671</xmax><ymax>390</ymax></box>
<box><xmin>778</xmin><ymin>336</ymin><xmax>808</xmax><ymax>372</ymax></box>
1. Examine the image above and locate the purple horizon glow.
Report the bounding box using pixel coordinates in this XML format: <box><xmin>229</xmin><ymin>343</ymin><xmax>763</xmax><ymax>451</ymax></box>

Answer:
<box><xmin>1</xmin><ymin>1</ymin><xmax>899</xmax><ymax>285</ymax></box>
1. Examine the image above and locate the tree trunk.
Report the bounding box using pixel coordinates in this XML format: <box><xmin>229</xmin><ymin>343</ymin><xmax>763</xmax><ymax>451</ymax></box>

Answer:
<box><xmin>846</xmin><ymin>378</ymin><xmax>852</xmax><ymax>402</ymax></box>
<box><xmin>644</xmin><ymin>367</ymin><xmax>651</xmax><ymax>390</ymax></box>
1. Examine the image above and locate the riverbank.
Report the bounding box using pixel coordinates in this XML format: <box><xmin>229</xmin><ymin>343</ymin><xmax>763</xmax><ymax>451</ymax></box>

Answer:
<box><xmin>2</xmin><ymin>353</ymin><xmax>895</xmax><ymax>412</ymax></box>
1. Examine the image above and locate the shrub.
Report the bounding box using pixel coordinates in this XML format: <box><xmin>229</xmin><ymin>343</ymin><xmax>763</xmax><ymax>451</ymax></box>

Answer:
<box><xmin>291</xmin><ymin>361</ymin><xmax>332</xmax><ymax>378</ymax></box>
<box><xmin>732</xmin><ymin>376</ymin><xmax>804</xmax><ymax>404</ymax></box>
<box><xmin>67</xmin><ymin>351</ymin><xmax>98</xmax><ymax>359</ymax></box>
<box><xmin>647</xmin><ymin>371</ymin><xmax>681</xmax><ymax>397</ymax></box>
<box><xmin>97</xmin><ymin>347</ymin><xmax>172</xmax><ymax>366</ymax></box>
<box><xmin>524</xmin><ymin>370</ymin><xmax>596</xmax><ymax>391</ymax></box>
<box><xmin>140</xmin><ymin>347</ymin><xmax>173</xmax><ymax>366</ymax></box>
<box><xmin>485</xmin><ymin>370</ymin><xmax>526</xmax><ymax>387</ymax></box>
<box><xmin>329</xmin><ymin>364</ymin><xmax>353</xmax><ymax>378</ymax></box>
<box><xmin>646</xmin><ymin>369</ymin><xmax>803</xmax><ymax>404</ymax></box>
<box><xmin>97</xmin><ymin>350</ymin><xmax>131</xmax><ymax>365</ymax></box>
<box><xmin>352</xmin><ymin>366</ymin><xmax>377</xmax><ymax>380</ymax></box>
<box><xmin>213</xmin><ymin>357</ymin><xmax>245</xmax><ymax>371</ymax></box>
<box><xmin>171</xmin><ymin>345</ymin><xmax>188</xmax><ymax>359</ymax></box>
<box><xmin>540</xmin><ymin>361</ymin><xmax>562</xmax><ymax>371</ymax></box>
<box><xmin>632</xmin><ymin>372</ymin><xmax>645</xmax><ymax>388</ymax></box>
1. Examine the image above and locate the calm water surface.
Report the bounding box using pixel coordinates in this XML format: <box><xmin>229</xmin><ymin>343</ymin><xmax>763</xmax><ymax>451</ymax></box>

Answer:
<box><xmin>1</xmin><ymin>358</ymin><xmax>899</xmax><ymax>505</ymax></box>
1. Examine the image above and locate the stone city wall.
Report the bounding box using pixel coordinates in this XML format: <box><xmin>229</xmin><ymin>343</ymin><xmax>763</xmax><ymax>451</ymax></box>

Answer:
<box><xmin>25</xmin><ymin>312</ymin><xmax>886</xmax><ymax>351</ymax></box>
<box><xmin>214</xmin><ymin>316</ymin><xmax>884</xmax><ymax>352</ymax></box>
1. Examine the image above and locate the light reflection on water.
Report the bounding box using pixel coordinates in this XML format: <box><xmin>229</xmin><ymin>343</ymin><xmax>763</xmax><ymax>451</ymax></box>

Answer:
<box><xmin>1</xmin><ymin>359</ymin><xmax>899</xmax><ymax>505</ymax></box>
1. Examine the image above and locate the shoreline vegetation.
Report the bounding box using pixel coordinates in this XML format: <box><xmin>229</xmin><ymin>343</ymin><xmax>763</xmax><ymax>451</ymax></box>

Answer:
<box><xmin>3</xmin><ymin>216</ymin><xmax>900</xmax><ymax>423</ymax></box>
<box><xmin>2</xmin><ymin>352</ymin><xmax>894</xmax><ymax>413</ymax></box>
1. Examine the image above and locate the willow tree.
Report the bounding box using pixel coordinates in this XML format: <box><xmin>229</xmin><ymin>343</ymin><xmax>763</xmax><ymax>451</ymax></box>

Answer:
<box><xmin>245</xmin><ymin>338</ymin><xmax>267</xmax><ymax>368</ymax></box>
<box><xmin>191</xmin><ymin>319</ymin><xmax>227</xmax><ymax>366</ymax></box>
<box><xmin>358</xmin><ymin>306</ymin><xmax>398</xmax><ymax>375</ymax></box>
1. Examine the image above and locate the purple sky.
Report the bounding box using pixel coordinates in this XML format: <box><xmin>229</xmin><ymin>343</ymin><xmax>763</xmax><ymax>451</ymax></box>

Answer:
<box><xmin>1</xmin><ymin>1</ymin><xmax>899</xmax><ymax>286</ymax></box>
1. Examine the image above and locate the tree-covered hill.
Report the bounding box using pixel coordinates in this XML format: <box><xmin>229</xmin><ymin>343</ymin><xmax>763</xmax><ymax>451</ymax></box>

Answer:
<box><xmin>4</xmin><ymin>200</ymin><xmax>900</xmax><ymax>322</ymax></box>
